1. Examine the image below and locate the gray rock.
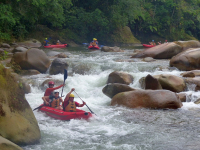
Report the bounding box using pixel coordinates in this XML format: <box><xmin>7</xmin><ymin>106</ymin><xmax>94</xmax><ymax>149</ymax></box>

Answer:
<box><xmin>1</xmin><ymin>43</ymin><xmax>10</xmax><ymax>48</ymax></box>
<box><xmin>49</xmin><ymin>58</ymin><xmax>69</xmax><ymax>75</ymax></box>
<box><xmin>102</xmin><ymin>83</ymin><xmax>135</xmax><ymax>98</ymax></box>
<box><xmin>13</xmin><ymin>47</ymin><xmax>28</xmax><ymax>53</ymax></box>
<box><xmin>107</xmin><ymin>71</ymin><xmax>134</xmax><ymax>85</ymax></box>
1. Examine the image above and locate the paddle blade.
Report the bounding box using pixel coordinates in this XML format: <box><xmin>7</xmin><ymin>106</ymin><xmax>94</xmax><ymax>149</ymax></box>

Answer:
<box><xmin>64</xmin><ymin>69</ymin><xmax>68</xmax><ymax>80</ymax></box>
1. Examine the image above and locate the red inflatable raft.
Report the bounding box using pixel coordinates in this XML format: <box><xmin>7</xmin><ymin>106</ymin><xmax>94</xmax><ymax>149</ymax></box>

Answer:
<box><xmin>142</xmin><ymin>44</ymin><xmax>156</xmax><ymax>48</ymax></box>
<box><xmin>39</xmin><ymin>105</ymin><xmax>93</xmax><ymax>120</ymax></box>
<box><xmin>88</xmin><ymin>45</ymin><xmax>100</xmax><ymax>50</ymax></box>
<box><xmin>44</xmin><ymin>44</ymin><xmax>67</xmax><ymax>48</ymax></box>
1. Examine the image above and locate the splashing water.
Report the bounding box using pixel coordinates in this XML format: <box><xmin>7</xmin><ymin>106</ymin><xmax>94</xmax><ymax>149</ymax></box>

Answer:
<box><xmin>23</xmin><ymin>47</ymin><xmax>200</xmax><ymax>150</ymax></box>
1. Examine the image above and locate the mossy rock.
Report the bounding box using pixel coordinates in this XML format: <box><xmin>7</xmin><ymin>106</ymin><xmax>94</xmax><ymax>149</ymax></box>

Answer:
<box><xmin>0</xmin><ymin>136</ymin><xmax>23</xmax><ymax>150</ymax></box>
<box><xmin>0</xmin><ymin>64</ymin><xmax>40</xmax><ymax>145</ymax></box>
<box><xmin>109</xmin><ymin>26</ymin><xmax>141</xmax><ymax>44</ymax></box>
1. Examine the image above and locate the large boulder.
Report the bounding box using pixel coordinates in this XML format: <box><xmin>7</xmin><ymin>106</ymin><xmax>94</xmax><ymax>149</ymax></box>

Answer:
<box><xmin>17</xmin><ymin>39</ymin><xmax>42</xmax><ymax>48</ymax></box>
<box><xmin>181</xmin><ymin>70</ymin><xmax>200</xmax><ymax>77</ymax></box>
<box><xmin>131</xmin><ymin>42</ymin><xmax>182</xmax><ymax>59</ymax></box>
<box><xmin>49</xmin><ymin>58</ymin><xmax>69</xmax><ymax>75</ymax></box>
<box><xmin>1</xmin><ymin>43</ymin><xmax>10</xmax><ymax>48</ymax></box>
<box><xmin>11</xmin><ymin>48</ymin><xmax>51</xmax><ymax>73</ymax></box>
<box><xmin>101</xmin><ymin>46</ymin><xmax>124</xmax><ymax>52</ymax></box>
<box><xmin>102</xmin><ymin>83</ymin><xmax>135</xmax><ymax>98</ymax></box>
<box><xmin>12</xmin><ymin>47</ymin><xmax>28</xmax><ymax>53</ymax></box>
<box><xmin>157</xmin><ymin>74</ymin><xmax>186</xmax><ymax>92</ymax></box>
<box><xmin>0</xmin><ymin>65</ymin><xmax>41</xmax><ymax>145</ymax></box>
<box><xmin>174</xmin><ymin>40</ymin><xmax>200</xmax><ymax>51</ymax></box>
<box><xmin>170</xmin><ymin>48</ymin><xmax>200</xmax><ymax>71</ymax></box>
<box><xmin>107</xmin><ymin>71</ymin><xmax>134</xmax><ymax>85</ymax></box>
<box><xmin>111</xmin><ymin>89</ymin><xmax>182</xmax><ymax>109</ymax></box>
<box><xmin>0</xmin><ymin>136</ymin><xmax>23</xmax><ymax>150</ymax></box>
<box><xmin>145</xmin><ymin>74</ymin><xmax>162</xmax><ymax>90</ymax></box>
<box><xmin>20</xmin><ymin>69</ymin><xmax>41</xmax><ymax>76</ymax></box>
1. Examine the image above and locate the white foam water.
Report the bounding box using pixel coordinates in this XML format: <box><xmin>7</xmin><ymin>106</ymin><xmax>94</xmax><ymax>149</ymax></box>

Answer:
<box><xmin>22</xmin><ymin>47</ymin><xmax>200</xmax><ymax>150</ymax></box>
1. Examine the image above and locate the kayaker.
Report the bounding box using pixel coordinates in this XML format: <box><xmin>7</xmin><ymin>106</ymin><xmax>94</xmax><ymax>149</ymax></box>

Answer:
<box><xmin>42</xmin><ymin>81</ymin><xmax>64</xmax><ymax>106</ymax></box>
<box><xmin>90</xmin><ymin>38</ymin><xmax>98</xmax><ymax>46</ymax></box>
<box><xmin>63</xmin><ymin>88</ymin><xmax>86</xmax><ymax>112</ymax></box>
<box><xmin>44</xmin><ymin>38</ymin><xmax>49</xmax><ymax>46</ymax></box>
<box><xmin>164</xmin><ymin>40</ymin><xmax>168</xmax><ymax>43</ymax></box>
<box><xmin>49</xmin><ymin>91</ymin><xmax>63</xmax><ymax>110</ymax></box>
<box><xmin>56</xmin><ymin>40</ymin><xmax>61</xmax><ymax>45</ymax></box>
<box><xmin>149</xmin><ymin>40</ymin><xmax>156</xmax><ymax>45</ymax></box>
<box><xmin>158</xmin><ymin>41</ymin><xmax>162</xmax><ymax>45</ymax></box>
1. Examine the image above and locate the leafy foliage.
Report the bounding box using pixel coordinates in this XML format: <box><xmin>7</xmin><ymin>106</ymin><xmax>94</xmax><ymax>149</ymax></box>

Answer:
<box><xmin>0</xmin><ymin>0</ymin><xmax>200</xmax><ymax>42</ymax></box>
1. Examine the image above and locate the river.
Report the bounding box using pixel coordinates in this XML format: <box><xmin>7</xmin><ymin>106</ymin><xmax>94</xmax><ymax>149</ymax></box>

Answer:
<box><xmin>22</xmin><ymin>46</ymin><xmax>200</xmax><ymax>150</ymax></box>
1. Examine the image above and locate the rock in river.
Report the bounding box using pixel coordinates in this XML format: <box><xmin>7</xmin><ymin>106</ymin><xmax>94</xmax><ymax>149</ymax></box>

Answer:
<box><xmin>0</xmin><ymin>136</ymin><xmax>23</xmax><ymax>150</ymax></box>
<box><xmin>170</xmin><ymin>48</ymin><xmax>200</xmax><ymax>71</ymax></box>
<box><xmin>111</xmin><ymin>89</ymin><xmax>182</xmax><ymax>109</ymax></box>
<box><xmin>49</xmin><ymin>58</ymin><xmax>69</xmax><ymax>75</ymax></box>
<box><xmin>131</xmin><ymin>42</ymin><xmax>182</xmax><ymax>59</ymax></box>
<box><xmin>0</xmin><ymin>65</ymin><xmax>41</xmax><ymax>145</ymax></box>
<box><xmin>11</xmin><ymin>48</ymin><xmax>51</xmax><ymax>73</ymax></box>
<box><xmin>107</xmin><ymin>71</ymin><xmax>134</xmax><ymax>85</ymax></box>
<box><xmin>102</xmin><ymin>83</ymin><xmax>135</xmax><ymax>98</ymax></box>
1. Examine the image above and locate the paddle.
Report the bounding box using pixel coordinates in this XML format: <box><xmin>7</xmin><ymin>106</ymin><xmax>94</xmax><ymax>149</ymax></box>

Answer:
<box><xmin>33</xmin><ymin>69</ymin><xmax>67</xmax><ymax>111</ymax></box>
<box><xmin>73</xmin><ymin>90</ymin><xmax>97</xmax><ymax>116</ymax></box>
<box><xmin>61</xmin><ymin>69</ymin><xmax>68</xmax><ymax>97</ymax></box>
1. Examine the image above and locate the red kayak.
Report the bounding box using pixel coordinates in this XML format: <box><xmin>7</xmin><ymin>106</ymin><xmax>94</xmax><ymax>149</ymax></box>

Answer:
<box><xmin>88</xmin><ymin>45</ymin><xmax>100</xmax><ymax>50</ymax></box>
<box><xmin>39</xmin><ymin>105</ymin><xmax>93</xmax><ymax>120</ymax></box>
<box><xmin>44</xmin><ymin>44</ymin><xmax>67</xmax><ymax>48</ymax></box>
<box><xmin>142</xmin><ymin>44</ymin><xmax>156</xmax><ymax>48</ymax></box>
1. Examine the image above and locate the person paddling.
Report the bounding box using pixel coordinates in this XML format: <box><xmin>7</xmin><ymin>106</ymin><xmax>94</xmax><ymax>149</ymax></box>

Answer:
<box><xmin>44</xmin><ymin>38</ymin><xmax>49</xmax><ymax>46</ymax></box>
<box><xmin>149</xmin><ymin>40</ymin><xmax>156</xmax><ymax>45</ymax></box>
<box><xmin>90</xmin><ymin>38</ymin><xmax>98</xmax><ymax>46</ymax></box>
<box><xmin>63</xmin><ymin>88</ymin><xmax>86</xmax><ymax>112</ymax></box>
<box><xmin>42</xmin><ymin>81</ymin><xmax>64</xmax><ymax>106</ymax></box>
<box><xmin>49</xmin><ymin>91</ymin><xmax>63</xmax><ymax>110</ymax></box>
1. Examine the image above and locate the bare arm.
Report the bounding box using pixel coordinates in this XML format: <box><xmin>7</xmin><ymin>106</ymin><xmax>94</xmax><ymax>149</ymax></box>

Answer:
<box><xmin>64</xmin><ymin>88</ymin><xmax>75</xmax><ymax>102</ymax></box>
<box><xmin>78</xmin><ymin>101</ymin><xmax>86</xmax><ymax>107</ymax></box>
<box><xmin>42</xmin><ymin>96</ymin><xmax>49</xmax><ymax>105</ymax></box>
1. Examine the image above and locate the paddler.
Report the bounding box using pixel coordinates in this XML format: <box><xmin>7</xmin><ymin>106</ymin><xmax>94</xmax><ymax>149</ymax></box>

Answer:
<box><xmin>44</xmin><ymin>38</ymin><xmax>49</xmax><ymax>46</ymax></box>
<box><xmin>49</xmin><ymin>91</ymin><xmax>63</xmax><ymax>110</ymax></box>
<box><xmin>63</xmin><ymin>88</ymin><xmax>86</xmax><ymax>112</ymax></box>
<box><xmin>56</xmin><ymin>40</ymin><xmax>61</xmax><ymax>45</ymax></box>
<box><xmin>149</xmin><ymin>40</ymin><xmax>156</xmax><ymax>45</ymax></box>
<box><xmin>90</xmin><ymin>38</ymin><xmax>98</xmax><ymax>46</ymax></box>
<box><xmin>42</xmin><ymin>81</ymin><xmax>64</xmax><ymax>106</ymax></box>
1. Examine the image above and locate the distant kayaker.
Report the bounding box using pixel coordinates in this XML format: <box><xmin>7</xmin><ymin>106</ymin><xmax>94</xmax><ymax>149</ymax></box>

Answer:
<box><xmin>44</xmin><ymin>38</ymin><xmax>49</xmax><ymax>46</ymax></box>
<box><xmin>158</xmin><ymin>41</ymin><xmax>162</xmax><ymax>45</ymax></box>
<box><xmin>56</xmin><ymin>40</ymin><xmax>61</xmax><ymax>45</ymax></box>
<box><xmin>63</xmin><ymin>88</ymin><xmax>86</xmax><ymax>112</ymax></box>
<box><xmin>42</xmin><ymin>81</ymin><xmax>64</xmax><ymax>106</ymax></box>
<box><xmin>164</xmin><ymin>40</ymin><xmax>168</xmax><ymax>43</ymax></box>
<box><xmin>149</xmin><ymin>40</ymin><xmax>156</xmax><ymax>45</ymax></box>
<box><xmin>90</xmin><ymin>38</ymin><xmax>98</xmax><ymax>46</ymax></box>
<box><xmin>49</xmin><ymin>91</ymin><xmax>63</xmax><ymax>110</ymax></box>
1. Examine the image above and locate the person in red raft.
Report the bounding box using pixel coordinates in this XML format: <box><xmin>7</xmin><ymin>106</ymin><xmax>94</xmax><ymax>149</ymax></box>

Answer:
<box><xmin>63</xmin><ymin>88</ymin><xmax>86</xmax><ymax>112</ymax></box>
<box><xmin>42</xmin><ymin>81</ymin><xmax>64</xmax><ymax>106</ymax></box>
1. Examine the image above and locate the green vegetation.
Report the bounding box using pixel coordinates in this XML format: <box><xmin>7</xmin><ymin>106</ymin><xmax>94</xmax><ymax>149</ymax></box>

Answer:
<box><xmin>0</xmin><ymin>0</ymin><xmax>200</xmax><ymax>43</ymax></box>
<box><xmin>0</xmin><ymin>51</ymin><xmax>8</xmax><ymax>60</ymax></box>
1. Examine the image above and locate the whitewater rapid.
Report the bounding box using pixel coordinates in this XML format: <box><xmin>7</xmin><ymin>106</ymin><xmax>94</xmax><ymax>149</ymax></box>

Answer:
<box><xmin>23</xmin><ymin>47</ymin><xmax>200</xmax><ymax>150</ymax></box>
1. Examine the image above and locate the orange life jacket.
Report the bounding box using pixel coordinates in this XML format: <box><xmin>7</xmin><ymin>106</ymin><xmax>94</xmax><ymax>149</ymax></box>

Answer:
<box><xmin>64</xmin><ymin>101</ymin><xmax>76</xmax><ymax>112</ymax></box>
<box><xmin>50</xmin><ymin>97</ymin><xmax>60</xmax><ymax>108</ymax></box>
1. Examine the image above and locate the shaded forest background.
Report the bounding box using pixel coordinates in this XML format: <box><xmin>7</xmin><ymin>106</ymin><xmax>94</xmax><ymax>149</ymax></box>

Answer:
<box><xmin>0</xmin><ymin>0</ymin><xmax>200</xmax><ymax>44</ymax></box>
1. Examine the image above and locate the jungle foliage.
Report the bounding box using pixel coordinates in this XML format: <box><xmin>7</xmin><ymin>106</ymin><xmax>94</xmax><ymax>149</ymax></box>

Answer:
<box><xmin>0</xmin><ymin>0</ymin><xmax>200</xmax><ymax>42</ymax></box>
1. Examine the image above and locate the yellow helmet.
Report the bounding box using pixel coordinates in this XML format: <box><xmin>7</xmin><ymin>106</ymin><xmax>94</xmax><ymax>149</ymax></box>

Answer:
<box><xmin>45</xmin><ymin>38</ymin><xmax>47</xmax><ymax>40</ymax></box>
<box><xmin>93</xmin><ymin>38</ymin><xmax>97</xmax><ymax>41</ymax></box>
<box><xmin>69</xmin><ymin>94</ymin><xmax>74</xmax><ymax>97</ymax></box>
